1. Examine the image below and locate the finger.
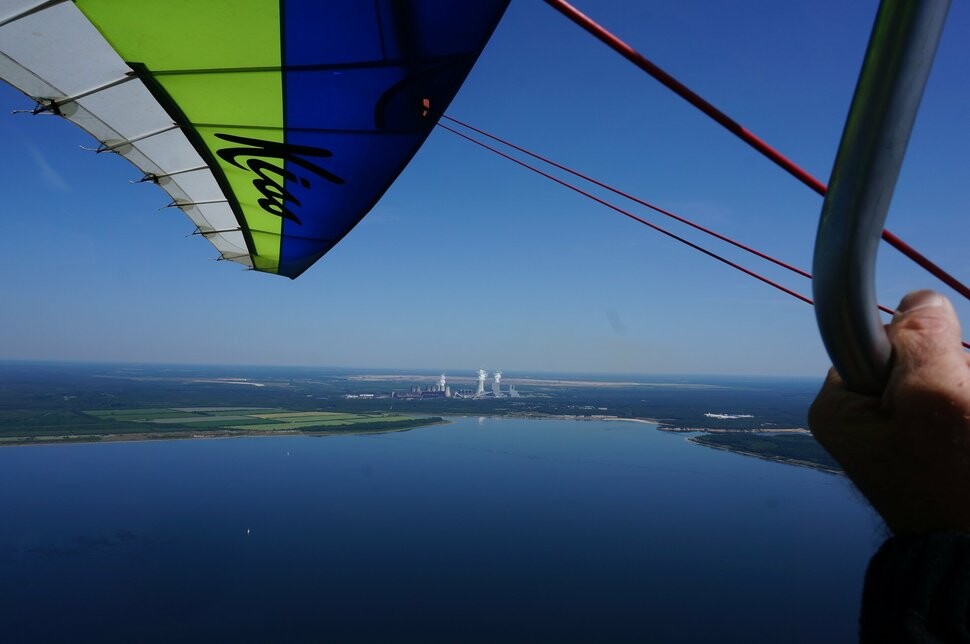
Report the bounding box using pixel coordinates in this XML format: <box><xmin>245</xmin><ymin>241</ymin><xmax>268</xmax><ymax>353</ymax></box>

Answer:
<box><xmin>810</xmin><ymin>367</ymin><xmax>880</xmax><ymax>432</ymax></box>
<box><xmin>886</xmin><ymin>290</ymin><xmax>968</xmax><ymax>391</ymax></box>
<box><xmin>823</xmin><ymin>365</ymin><xmax>844</xmax><ymax>388</ymax></box>
<box><xmin>809</xmin><ymin>368</ymin><xmax>842</xmax><ymax>433</ymax></box>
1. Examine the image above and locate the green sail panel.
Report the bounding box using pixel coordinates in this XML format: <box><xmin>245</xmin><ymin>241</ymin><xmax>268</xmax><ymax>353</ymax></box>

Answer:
<box><xmin>1</xmin><ymin>0</ymin><xmax>509</xmax><ymax>277</ymax></box>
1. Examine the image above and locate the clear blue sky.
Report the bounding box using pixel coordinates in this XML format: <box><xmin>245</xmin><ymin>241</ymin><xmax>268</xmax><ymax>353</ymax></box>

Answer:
<box><xmin>1</xmin><ymin>0</ymin><xmax>967</xmax><ymax>377</ymax></box>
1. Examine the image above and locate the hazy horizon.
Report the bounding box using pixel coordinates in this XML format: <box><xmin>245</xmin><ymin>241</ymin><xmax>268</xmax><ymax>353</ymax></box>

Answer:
<box><xmin>0</xmin><ymin>358</ymin><xmax>825</xmax><ymax>382</ymax></box>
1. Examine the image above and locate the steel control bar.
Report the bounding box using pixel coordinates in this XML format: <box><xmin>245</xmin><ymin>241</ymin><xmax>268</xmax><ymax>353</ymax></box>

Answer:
<box><xmin>813</xmin><ymin>0</ymin><xmax>950</xmax><ymax>394</ymax></box>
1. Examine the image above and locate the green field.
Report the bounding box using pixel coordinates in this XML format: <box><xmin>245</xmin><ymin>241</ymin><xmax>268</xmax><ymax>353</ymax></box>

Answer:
<box><xmin>251</xmin><ymin>411</ymin><xmax>353</xmax><ymax>419</ymax></box>
<box><xmin>225</xmin><ymin>414</ymin><xmax>419</xmax><ymax>431</ymax></box>
<box><xmin>0</xmin><ymin>406</ymin><xmax>441</xmax><ymax>444</ymax></box>
<box><xmin>85</xmin><ymin>409</ymin><xmax>197</xmax><ymax>420</ymax></box>
<box><xmin>77</xmin><ymin>407</ymin><xmax>439</xmax><ymax>434</ymax></box>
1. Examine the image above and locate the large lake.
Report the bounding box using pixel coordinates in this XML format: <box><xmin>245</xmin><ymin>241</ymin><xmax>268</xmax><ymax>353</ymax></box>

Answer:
<box><xmin>1</xmin><ymin>417</ymin><xmax>880</xmax><ymax>642</ymax></box>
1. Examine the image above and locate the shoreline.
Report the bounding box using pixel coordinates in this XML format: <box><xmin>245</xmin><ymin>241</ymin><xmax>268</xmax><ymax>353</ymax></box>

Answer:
<box><xmin>686</xmin><ymin>435</ymin><xmax>842</xmax><ymax>475</ymax></box>
<box><xmin>0</xmin><ymin>411</ymin><xmax>810</xmax><ymax>447</ymax></box>
<box><xmin>507</xmin><ymin>413</ymin><xmax>661</xmax><ymax>425</ymax></box>
<box><xmin>0</xmin><ymin>411</ymin><xmax>828</xmax><ymax>481</ymax></box>
<box><xmin>658</xmin><ymin>426</ymin><xmax>809</xmax><ymax>434</ymax></box>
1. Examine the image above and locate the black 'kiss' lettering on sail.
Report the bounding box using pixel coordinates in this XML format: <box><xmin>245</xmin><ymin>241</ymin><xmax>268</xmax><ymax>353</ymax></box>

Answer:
<box><xmin>214</xmin><ymin>133</ymin><xmax>344</xmax><ymax>225</ymax></box>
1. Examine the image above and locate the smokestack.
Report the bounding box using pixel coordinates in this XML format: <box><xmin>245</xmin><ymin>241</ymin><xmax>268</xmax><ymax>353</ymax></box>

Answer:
<box><xmin>440</xmin><ymin>373</ymin><xmax>446</xmax><ymax>390</ymax></box>
<box><xmin>477</xmin><ymin>369</ymin><xmax>487</xmax><ymax>396</ymax></box>
<box><xmin>492</xmin><ymin>371</ymin><xmax>502</xmax><ymax>397</ymax></box>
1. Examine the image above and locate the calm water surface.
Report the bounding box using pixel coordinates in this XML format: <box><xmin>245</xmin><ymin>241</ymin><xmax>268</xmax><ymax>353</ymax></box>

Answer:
<box><xmin>0</xmin><ymin>417</ymin><xmax>880</xmax><ymax>642</ymax></box>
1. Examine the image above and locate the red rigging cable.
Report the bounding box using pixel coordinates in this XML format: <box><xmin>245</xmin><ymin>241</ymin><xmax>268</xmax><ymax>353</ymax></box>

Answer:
<box><xmin>443</xmin><ymin>115</ymin><xmax>811</xmax><ymax>280</ymax></box>
<box><xmin>437</xmin><ymin>121</ymin><xmax>814</xmax><ymax>306</ymax></box>
<box><xmin>438</xmin><ymin>119</ymin><xmax>970</xmax><ymax>351</ymax></box>
<box><xmin>543</xmin><ymin>0</ymin><xmax>970</xmax><ymax>302</ymax></box>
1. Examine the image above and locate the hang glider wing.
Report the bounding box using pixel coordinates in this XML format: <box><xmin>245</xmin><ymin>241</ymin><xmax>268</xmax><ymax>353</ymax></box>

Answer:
<box><xmin>0</xmin><ymin>0</ymin><xmax>509</xmax><ymax>278</ymax></box>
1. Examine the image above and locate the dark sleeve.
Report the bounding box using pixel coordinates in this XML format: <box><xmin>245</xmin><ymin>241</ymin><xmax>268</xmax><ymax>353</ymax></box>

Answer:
<box><xmin>862</xmin><ymin>532</ymin><xmax>970</xmax><ymax>643</ymax></box>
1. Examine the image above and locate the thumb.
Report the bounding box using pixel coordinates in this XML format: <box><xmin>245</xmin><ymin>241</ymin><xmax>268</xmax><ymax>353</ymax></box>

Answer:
<box><xmin>886</xmin><ymin>290</ymin><xmax>966</xmax><ymax>390</ymax></box>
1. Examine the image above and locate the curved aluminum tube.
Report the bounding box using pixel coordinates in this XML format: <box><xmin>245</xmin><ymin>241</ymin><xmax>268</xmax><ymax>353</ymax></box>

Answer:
<box><xmin>813</xmin><ymin>0</ymin><xmax>949</xmax><ymax>394</ymax></box>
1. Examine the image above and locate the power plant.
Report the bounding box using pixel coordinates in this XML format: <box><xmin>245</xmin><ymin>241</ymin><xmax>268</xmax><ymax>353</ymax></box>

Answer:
<box><xmin>391</xmin><ymin>371</ymin><xmax>520</xmax><ymax>400</ymax></box>
<box><xmin>454</xmin><ymin>370</ymin><xmax>519</xmax><ymax>399</ymax></box>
